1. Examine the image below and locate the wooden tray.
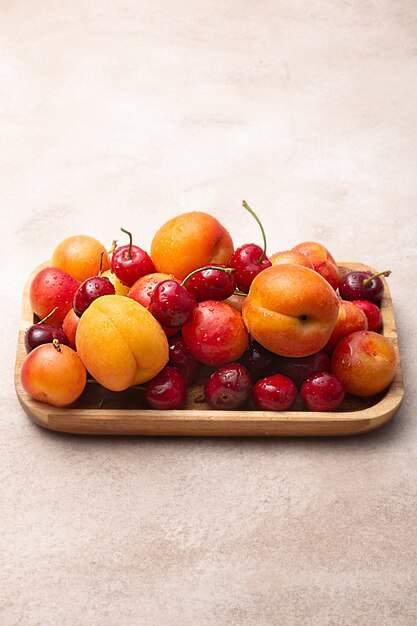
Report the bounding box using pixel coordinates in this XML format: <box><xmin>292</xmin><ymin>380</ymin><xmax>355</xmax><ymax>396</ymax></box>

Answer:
<box><xmin>15</xmin><ymin>262</ymin><xmax>403</xmax><ymax>436</ymax></box>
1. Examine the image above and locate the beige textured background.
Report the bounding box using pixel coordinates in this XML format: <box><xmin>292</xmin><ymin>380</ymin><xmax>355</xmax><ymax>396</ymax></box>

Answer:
<box><xmin>1</xmin><ymin>2</ymin><xmax>417</xmax><ymax>625</ymax></box>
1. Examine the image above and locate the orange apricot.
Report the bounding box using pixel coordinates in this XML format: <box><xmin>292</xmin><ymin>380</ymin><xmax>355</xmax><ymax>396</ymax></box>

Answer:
<box><xmin>150</xmin><ymin>212</ymin><xmax>234</xmax><ymax>281</ymax></box>
<box><xmin>51</xmin><ymin>235</ymin><xmax>111</xmax><ymax>282</ymax></box>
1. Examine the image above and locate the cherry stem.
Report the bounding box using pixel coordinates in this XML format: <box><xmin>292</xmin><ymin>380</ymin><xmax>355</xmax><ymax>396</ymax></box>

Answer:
<box><xmin>181</xmin><ymin>265</ymin><xmax>235</xmax><ymax>287</ymax></box>
<box><xmin>109</xmin><ymin>239</ymin><xmax>117</xmax><ymax>255</ymax></box>
<box><xmin>120</xmin><ymin>228</ymin><xmax>133</xmax><ymax>259</ymax></box>
<box><xmin>234</xmin><ymin>289</ymin><xmax>248</xmax><ymax>297</ymax></box>
<box><xmin>242</xmin><ymin>200</ymin><xmax>267</xmax><ymax>263</ymax></box>
<box><xmin>363</xmin><ymin>270</ymin><xmax>391</xmax><ymax>287</ymax></box>
<box><xmin>52</xmin><ymin>338</ymin><xmax>61</xmax><ymax>352</ymax></box>
<box><xmin>98</xmin><ymin>251</ymin><xmax>105</xmax><ymax>276</ymax></box>
<box><xmin>38</xmin><ymin>306</ymin><xmax>58</xmax><ymax>325</ymax></box>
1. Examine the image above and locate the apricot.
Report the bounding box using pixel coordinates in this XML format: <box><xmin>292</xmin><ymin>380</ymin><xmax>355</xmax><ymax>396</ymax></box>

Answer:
<box><xmin>76</xmin><ymin>295</ymin><xmax>169</xmax><ymax>391</ymax></box>
<box><xmin>101</xmin><ymin>269</ymin><xmax>129</xmax><ymax>296</ymax></box>
<box><xmin>51</xmin><ymin>235</ymin><xmax>111</xmax><ymax>282</ymax></box>
<box><xmin>30</xmin><ymin>266</ymin><xmax>80</xmax><ymax>327</ymax></box>
<box><xmin>62</xmin><ymin>308</ymin><xmax>79</xmax><ymax>350</ymax></box>
<box><xmin>242</xmin><ymin>264</ymin><xmax>340</xmax><ymax>357</ymax></box>
<box><xmin>324</xmin><ymin>300</ymin><xmax>368</xmax><ymax>353</ymax></box>
<box><xmin>150</xmin><ymin>212</ymin><xmax>234</xmax><ymax>281</ymax></box>
<box><xmin>21</xmin><ymin>343</ymin><xmax>87</xmax><ymax>406</ymax></box>
<box><xmin>292</xmin><ymin>241</ymin><xmax>340</xmax><ymax>289</ymax></box>
<box><xmin>331</xmin><ymin>330</ymin><xmax>397</xmax><ymax>396</ymax></box>
<box><xmin>269</xmin><ymin>250</ymin><xmax>314</xmax><ymax>269</ymax></box>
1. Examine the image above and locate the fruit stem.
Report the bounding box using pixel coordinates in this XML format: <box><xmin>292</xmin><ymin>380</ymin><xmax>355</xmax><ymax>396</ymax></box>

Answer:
<box><xmin>98</xmin><ymin>251</ymin><xmax>105</xmax><ymax>276</ymax></box>
<box><xmin>120</xmin><ymin>228</ymin><xmax>133</xmax><ymax>259</ymax></box>
<box><xmin>52</xmin><ymin>338</ymin><xmax>61</xmax><ymax>352</ymax></box>
<box><xmin>109</xmin><ymin>239</ymin><xmax>117</xmax><ymax>255</ymax></box>
<box><xmin>233</xmin><ymin>290</ymin><xmax>248</xmax><ymax>297</ymax></box>
<box><xmin>242</xmin><ymin>200</ymin><xmax>267</xmax><ymax>263</ymax></box>
<box><xmin>38</xmin><ymin>306</ymin><xmax>58</xmax><ymax>325</ymax></box>
<box><xmin>363</xmin><ymin>270</ymin><xmax>391</xmax><ymax>287</ymax></box>
<box><xmin>181</xmin><ymin>265</ymin><xmax>235</xmax><ymax>287</ymax></box>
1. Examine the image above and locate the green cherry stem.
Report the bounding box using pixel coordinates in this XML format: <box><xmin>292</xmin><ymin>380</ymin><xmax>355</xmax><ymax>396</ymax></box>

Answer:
<box><xmin>233</xmin><ymin>290</ymin><xmax>248</xmax><ymax>297</ymax></box>
<box><xmin>363</xmin><ymin>270</ymin><xmax>391</xmax><ymax>287</ymax></box>
<box><xmin>181</xmin><ymin>265</ymin><xmax>235</xmax><ymax>287</ymax></box>
<box><xmin>120</xmin><ymin>228</ymin><xmax>133</xmax><ymax>259</ymax></box>
<box><xmin>242</xmin><ymin>200</ymin><xmax>267</xmax><ymax>263</ymax></box>
<box><xmin>38</xmin><ymin>306</ymin><xmax>58</xmax><ymax>325</ymax></box>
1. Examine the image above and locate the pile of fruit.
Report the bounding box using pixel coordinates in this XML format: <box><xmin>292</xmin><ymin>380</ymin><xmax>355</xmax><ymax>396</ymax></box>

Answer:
<box><xmin>20</xmin><ymin>203</ymin><xmax>398</xmax><ymax>413</ymax></box>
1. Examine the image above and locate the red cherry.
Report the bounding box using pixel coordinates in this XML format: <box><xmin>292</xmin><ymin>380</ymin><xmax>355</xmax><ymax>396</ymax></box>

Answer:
<box><xmin>145</xmin><ymin>366</ymin><xmax>188</xmax><ymax>410</ymax></box>
<box><xmin>339</xmin><ymin>270</ymin><xmax>390</xmax><ymax>303</ymax></box>
<box><xmin>228</xmin><ymin>200</ymin><xmax>272</xmax><ymax>293</ymax></box>
<box><xmin>73</xmin><ymin>276</ymin><xmax>115</xmax><ymax>317</ymax></box>
<box><xmin>168</xmin><ymin>336</ymin><xmax>200</xmax><ymax>383</ymax></box>
<box><xmin>352</xmin><ymin>300</ymin><xmax>383</xmax><ymax>332</ymax></box>
<box><xmin>252</xmin><ymin>374</ymin><xmax>297</xmax><ymax>411</ymax></box>
<box><xmin>300</xmin><ymin>372</ymin><xmax>345</xmax><ymax>411</ymax></box>
<box><xmin>183</xmin><ymin>265</ymin><xmax>236</xmax><ymax>301</ymax></box>
<box><xmin>205</xmin><ymin>363</ymin><xmax>252</xmax><ymax>410</ymax></box>
<box><xmin>149</xmin><ymin>280</ymin><xmax>196</xmax><ymax>328</ymax></box>
<box><xmin>111</xmin><ymin>228</ymin><xmax>155</xmax><ymax>287</ymax></box>
<box><xmin>275</xmin><ymin>351</ymin><xmax>331</xmax><ymax>388</ymax></box>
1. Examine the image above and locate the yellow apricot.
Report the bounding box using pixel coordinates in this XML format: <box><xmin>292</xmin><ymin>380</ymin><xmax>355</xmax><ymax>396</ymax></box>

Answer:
<box><xmin>76</xmin><ymin>295</ymin><xmax>168</xmax><ymax>391</ymax></box>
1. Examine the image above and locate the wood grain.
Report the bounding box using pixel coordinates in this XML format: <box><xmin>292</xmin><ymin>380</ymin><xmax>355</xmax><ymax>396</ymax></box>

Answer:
<box><xmin>14</xmin><ymin>262</ymin><xmax>403</xmax><ymax>436</ymax></box>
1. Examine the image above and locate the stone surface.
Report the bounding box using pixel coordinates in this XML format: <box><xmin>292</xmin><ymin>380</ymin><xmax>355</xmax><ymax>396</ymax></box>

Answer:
<box><xmin>1</xmin><ymin>1</ymin><xmax>416</xmax><ymax>624</ymax></box>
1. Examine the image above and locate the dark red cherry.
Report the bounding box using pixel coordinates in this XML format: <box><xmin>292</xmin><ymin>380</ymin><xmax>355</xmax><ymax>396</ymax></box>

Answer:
<box><xmin>149</xmin><ymin>280</ymin><xmax>196</xmax><ymax>328</ymax></box>
<box><xmin>239</xmin><ymin>339</ymin><xmax>276</xmax><ymax>381</ymax></box>
<box><xmin>275</xmin><ymin>351</ymin><xmax>331</xmax><ymax>388</ymax></box>
<box><xmin>25</xmin><ymin>324</ymin><xmax>69</xmax><ymax>353</ymax></box>
<box><xmin>25</xmin><ymin>306</ymin><xmax>70</xmax><ymax>352</ymax></box>
<box><xmin>73</xmin><ymin>276</ymin><xmax>115</xmax><ymax>317</ymax></box>
<box><xmin>168</xmin><ymin>336</ymin><xmax>200</xmax><ymax>383</ymax></box>
<box><xmin>183</xmin><ymin>265</ymin><xmax>236</xmax><ymax>301</ymax></box>
<box><xmin>300</xmin><ymin>372</ymin><xmax>345</xmax><ymax>411</ymax></box>
<box><xmin>205</xmin><ymin>363</ymin><xmax>252</xmax><ymax>410</ymax></box>
<box><xmin>111</xmin><ymin>228</ymin><xmax>155</xmax><ymax>287</ymax></box>
<box><xmin>145</xmin><ymin>366</ymin><xmax>188</xmax><ymax>410</ymax></box>
<box><xmin>228</xmin><ymin>201</ymin><xmax>271</xmax><ymax>293</ymax></box>
<box><xmin>252</xmin><ymin>374</ymin><xmax>297</xmax><ymax>411</ymax></box>
<box><xmin>339</xmin><ymin>270</ymin><xmax>390</xmax><ymax>303</ymax></box>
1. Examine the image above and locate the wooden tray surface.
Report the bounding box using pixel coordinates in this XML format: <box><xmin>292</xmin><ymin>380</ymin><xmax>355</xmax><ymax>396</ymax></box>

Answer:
<box><xmin>15</xmin><ymin>262</ymin><xmax>403</xmax><ymax>436</ymax></box>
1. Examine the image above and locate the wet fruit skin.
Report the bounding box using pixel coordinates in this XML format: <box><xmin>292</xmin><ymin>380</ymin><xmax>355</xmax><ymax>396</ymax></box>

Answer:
<box><xmin>300</xmin><ymin>372</ymin><xmax>345</xmax><ymax>411</ymax></box>
<box><xmin>252</xmin><ymin>374</ymin><xmax>297</xmax><ymax>411</ymax></box>
<box><xmin>275</xmin><ymin>350</ymin><xmax>331</xmax><ymax>388</ymax></box>
<box><xmin>29</xmin><ymin>267</ymin><xmax>81</xmax><ymax>328</ymax></box>
<box><xmin>128</xmin><ymin>272</ymin><xmax>180</xmax><ymax>337</ymax></box>
<box><xmin>149</xmin><ymin>280</ymin><xmax>197</xmax><ymax>328</ymax></box>
<box><xmin>339</xmin><ymin>271</ymin><xmax>385</xmax><ymax>303</ymax></box>
<box><xmin>76</xmin><ymin>295</ymin><xmax>169</xmax><ymax>391</ymax></box>
<box><xmin>24</xmin><ymin>324</ymin><xmax>70</xmax><ymax>353</ymax></box>
<box><xmin>51</xmin><ymin>235</ymin><xmax>111</xmax><ymax>282</ymax></box>
<box><xmin>229</xmin><ymin>243</ymin><xmax>272</xmax><ymax>293</ymax></box>
<box><xmin>111</xmin><ymin>243</ymin><xmax>155</xmax><ymax>288</ymax></box>
<box><xmin>205</xmin><ymin>363</ymin><xmax>252</xmax><ymax>410</ymax></box>
<box><xmin>323</xmin><ymin>300</ymin><xmax>368</xmax><ymax>354</ymax></box>
<box><xmin>331</xmin><ymin>330</ymin><xmax>397</xmax><ymax>397</ymax></box>
<box><xmin>352</xmin><ymin>300</ymin><xmax>383</xmax><ymax>332</ymax></box>
<box><xmin>184</xmin><ymin>265</ymin><xmax>237</xmax><ymax>301</ymax></box>
<box><xmin>145</xmin><ymin>366</ymin><xmax>188</xmax><ymax>410</ymax></box>
<box><xmin>168</xmin><ymin>336</ymin><xmax>200</xmax><ymax>384</ymax></box>
<box><xmin>292</xmin><ymin>241</ymin><xmax>340</xmax><ymax>289</ymax></box>
<box><xmin>239</xmin><ymin>339</ymin><xmax>276</xmax><ymax>381</ymax></box>
<box><xmin>242</xmin><ymin>264</ymin><xmax>340</xmax><ymax>358</ymax></box>
<box><xmin>73</xmin><ymin>276</ymin><xmax>115</xmax><ymax>317</ymax></box>
<box><xmin>182</xmin><ymin>300</ymin><xmax>249</xmax><ymax>367</ymax></box>
<box><xmin>20</xmin><ymin>343</ymin><xmax>87</xmax><ymax>406</ymax></box>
